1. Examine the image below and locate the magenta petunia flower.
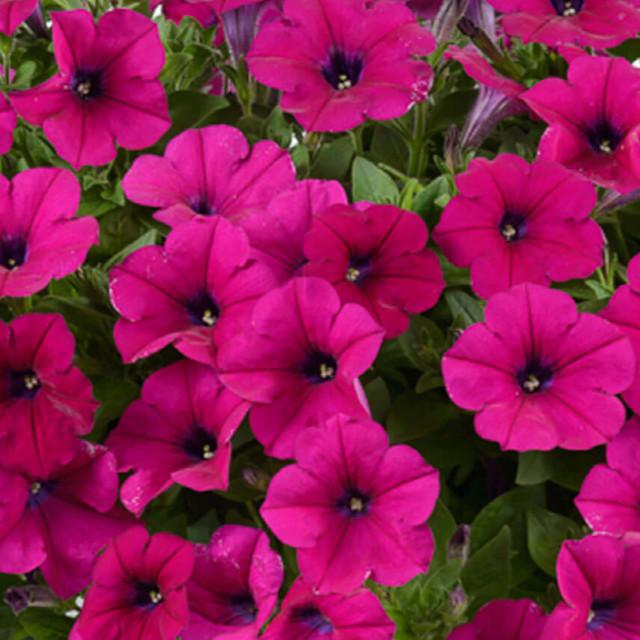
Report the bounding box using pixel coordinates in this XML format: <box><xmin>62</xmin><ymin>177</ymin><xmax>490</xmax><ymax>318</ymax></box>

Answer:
<box><xmin>10</xmin><ymin>9</ymin><xmax>170</xmax><ymax>169</ymax></box>
<box><xmin>0</xmin><ymin>313</ymin><xmax>98</xmax><ymax>476</ymax></box>
<box><xmin>303</xmin><ymin>203</ymin><xmax>445</xmax><ymax>338</ymax></box>
<box><xmin>218</xmin><ymin>277</ymin><xmax>384</xmax><ymax>459</ymax></box>
<box><xmin>448</xmin><ymin>599</ymin><xmax>546</xmax><ymax>640</ymax></box>
<box><xmin>433</xmin><ymin>155</ymin><xmax>603</xmax><ymax>298</ymax></box>
<box><xmin>0</xmin><ymin>168</ymin><xmax>98</xmax><ymax>297</ymax></box>
<box><xmin>442</xmin><ymin>283</ymin><xmax>634</xmax><ymax>451</ymax></box>
<box><xmin>541</xmin><ymin>535</ymin><xmax>640</xmax><ymax>640</ymax></box>
<box><xmin>0</xmin><ymin>441</ymin><xmax>133</xmax><ymax>599</ymax></box>
<box><xmin>151</xmin><ymin>0</ymin><xmax>218</xmax><ymax>27</ymax></box>
<box><xmin>242</xmin><ymin>179</ymin><xmax>348</xmax><ymax>284</ymax></box>
<box><xmin>406</xmin><ymin>0</ymin><xmax>443</xmax><ymax>19</ymax></box>
<box><xmin>184</xmin><ymin>525</ymin><xmax>283</xmax><ymax>640</ymax></box>
<box><xmin>110</xmin><ymin>216</ymin><xmax>275</xmax><ymax>366</ymax></box>
<box><xmin>0</xmin><ymin>0</ymin><xmax>37</xmax><ymax>35</ymax></box>
<box><xmin>122</xmin><ymin>125</ymin><xmax>295</xmax><ymax>229</ymax></box>
<box><xmin>487</xmin><ymin>0</ymin><xmax>640</xmax><ymax>49</ymax></box>
<box><xmin>262</xmin><ymin>577</ymin><xmax>395</xmax><ymax>640</ymax></box>
<box><xmin>71</xmin><ymin>526</ymin><xmax>193</xmax><ymax>640</ymax></box>
<box><xmin>107</xmin><ymin>360</ymin><xmax>249</xmax><ymax>516</ymax></box>
<box><xmin>522</xmin><ymin>56</ymin><xmax>640</xmax><ymax>193</ymax></box>
<box><xmin>576</xmin><ymin>417</ymin><xmax>640</xmax><ymax>536</ymax></box>
<box><xmin>261</xmin><ymin>414</ymin><xmax>439</xmax><ymax>593</ymax></box>
<box><xmin>0</xmin><ymin>94</ymin><xmax>16</xmax><ymax>154</ymax></box>
<box><xmin>600</xmin><ymin>252</ymin><xmax>640</xmax><ymax>414</ymax></box>
<box><xmin>246</xmin><ymin>0</ymin><xmax>435</xmax><ymax>131</ymax></box>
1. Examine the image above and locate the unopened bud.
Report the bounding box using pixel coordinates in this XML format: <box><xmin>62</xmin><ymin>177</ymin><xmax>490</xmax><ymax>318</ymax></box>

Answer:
<box><xmin>4</xmin><ymin>585</ymin><xmax>56</xmax><ymax>615</ymax></box>
<box><xmin>447</xmin><ymin>524</ymin><xmax>471</xmax><ymax>564</ymax></box>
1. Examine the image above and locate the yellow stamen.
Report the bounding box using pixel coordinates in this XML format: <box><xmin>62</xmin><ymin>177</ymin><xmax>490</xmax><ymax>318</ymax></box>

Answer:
<box><xmin>149</xmin><ymin>590</ymin><xmax>163</xmax><ymax>605</ymax></box>
<box><xmin>523</xmin><ymin>374</ymin><xmax>541</xmax><ymax>393</ymax></box>
<box><xmin>202</xmin><ymin>444</ymin><xmax>215</xmax><ymax>460</ymax></box>
<box><xmin>201</xmin><ymin>309</ymin><xmax>217</xmax><ymax>327</ymax></box>
<box><xmin>501</xmin><ymin>224</ymin><xmax>517</xmax><ymax>242</ymax></box>
<box><xmin>346</xmin><ymin>267</ymin><xmax>360</xmax><ymax>282</ymax></box>
<box><xmin>349</xmin><ymin>497</ymin><xmax>365</xmax><ymax>512</ymax></box>
<box><xmin>319</xmin><ymin>363</ymin><xmax>335</xmax><ymax>379</ymax></box>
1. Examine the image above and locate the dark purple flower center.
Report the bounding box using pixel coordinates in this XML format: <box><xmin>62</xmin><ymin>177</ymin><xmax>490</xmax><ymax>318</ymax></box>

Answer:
<box><xmin>549</xmin><ymin>0</ymin><xmax>584</xmax><ymax>15</ymax></box>
<box><xmin>587</xmin><ymin>121</ymin><xmax>623</xmax><ymax>155</ymax></box>
<box><xmin>8</xmin><ymin>369</ymin><xmax>41</xmax><ymax>399</ymax></box>
<box><xmin>183</xmin><ymin>426</ymin><xmax>217</xmax><ymax>461</ymax></box>
<box><xmin>499</xmin><ymin>212</ymin><xmax>527</xmax><ymax>243</ymax></box>
<box><xmin>134</xmin><ymin>582</ymin><xmax>163</xmax><ymax>610</ymax></box>
<box><xmin>292</xmin><ymin>605</ymin><xmax>334</xmax><ymax>634</ymax></box>
<box><xmin>588</xmin><ymin>600</ymin><xmax>617</xmax><ymax>630</ymax></box>
<box><xmin>72</xmin><ymin>70</ymin><xmax>103</xmax><ymax>100</ymax></box>
<box><xmin>28</xmin><ymin>480</ymin><xmax>56</xmax><ymax>509</ymax></box>
<box><xmin>303</xmin><ymin>351</ymin><xmax>338</xmax><ymax>383</ymax></box>
<box><xmin>346</xmin><ymin>254</ymin><xmax>373</xmax><ymax>284</ymax></box>
<box><xmin>322</xmin><ymin>49</ymin><xmax>364</xmax><ymax>91</ymax></box>
<box><xmin>337</xmin><ymin>488</ymin><xmax>371</xmax><ymax>517</ymax></box>
<box><xmin>228</xmin><ymin>594</ymin><xmax>258</xmax><ymax>624</ymax></box>
<box><xmin>517</xmin><ymin>360</ymin><xmax>553</xmax><ymax>394</ymax></box>
<box><xmin>190</xmin><ymin>197</ymin><xmax>217</xmax><ymax>217</ymax></box>
<box><xmin>187</xmin><ymin>292</ymin><xmax>220</xmax><ymax>328</ymax></box>
<box><xmin>0</xmin><ymin>236</ymin><xmax>27</xmax><ymax>270</ymax></box>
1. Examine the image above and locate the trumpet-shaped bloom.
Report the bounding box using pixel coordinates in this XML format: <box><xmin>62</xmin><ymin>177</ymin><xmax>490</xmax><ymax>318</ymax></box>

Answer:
<box><xmin>10</xmin><ymin>9</ymin><xmax>170</xmax><ymax>169</ymax></box>
<box><xmin>71</xmin><ymin>527</ymin><xmax>193</xmax><ymax>640</ymax></box>
<box><xmin>150</xmin><ymin>0</ymin><xmax>218</xmax><ymax>27</ymax></box>
<box><xmin>261</xmin><ymin>414</ymin><xmax>439</xmax><ymax>593</ymax></box>
<box><xmin>0</xmin><ymin>313</ymin><xmax>97</xmax><ymax>476</ymax></box>
<box><xmin>0</xmin><ymin>168</ymin><xmax>98</xmax><ymax>297</ymax></box>
<box><xmin>600</xmin><ymin>252</ymin><xmax>640</xmax><ymax>414</ymax></box>
<box><xmin>442</xmin><ymin>284</ymin><xmax>634</xmax><ymax>451</ymax></box>
<box><xmin>0</xmin><ymin>0</ymin><xmax>37</xmax><ymax>35</ymax></box>
<box><xmin>522</xmin><ymin>56</ymin><xmax>640</xmax><ymax>193</ymax></box>
<box><xmin>242</xmin><ymin>180</ymin><xmax>348</xmax><ymax>284</ymax></box>
<box><xmin>247</xmin><ymin>0</ymin><xmax>435</xmax><ymax>131</ymax></box>
<box><xmin>433</xmin><ymin>155</ymin><xmax>603</xmax><ymax>298</ymax></box>
<box><xmin>541</xmin><ymin>535</ymin><xmax>640</xmax><ymax>640</ymax></box>
<box><xmin>110</xmin><ymin>217</ymin><xmax>275</xmax><ymax>366</ymax></box>
<box><xmin>107</xmin><ymin>361</ymin><xmax>249</xmax><ymax>516</ymax></box>
<box><xmin>449</xmin><ymin>599</ymin><xmax>546</xmax><ymax>640</ymax></box>
<box><xmin>303</xmin><ymin>203</ymin><xmax>445</xmax><ymax>338</ymax></box>
<box><xmin>262</xmin><ymin>578</ymin><xmax>395</xmax><ymax>640</ymax></box>
<box><xmin>0</xmin><ymin>441</ymin><xmax>133</xmax><ymax>599</ymax></box>
<box><xmin>122</xmin><ymin>125</ymin><xmax>295</xmax><ymax>229</ymax></box>
<box><xmin>218</xmin><ymin>278</ymin><xmax>384</xmax><ymax>459</ymax></box>
<box><xmin>487</xmin><ymin>0</ymin><xmax>640</xmax><ymax>49</ymax></box>
<box><xmin>184</xmin><ymin>526</ymin><xmax>283</xmax><ymax>640</ymax></box>
<box><xmin>576</xmin><ymin>418</ymin><xmax>640</xmax><ymax>536</ymax></box>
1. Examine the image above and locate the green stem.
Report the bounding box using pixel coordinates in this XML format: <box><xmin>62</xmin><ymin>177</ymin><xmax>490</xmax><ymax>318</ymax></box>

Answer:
<box><xmin>245</xmin><ymin>500</ymin><xmax>264</xmax><ymax>530</ymax></box>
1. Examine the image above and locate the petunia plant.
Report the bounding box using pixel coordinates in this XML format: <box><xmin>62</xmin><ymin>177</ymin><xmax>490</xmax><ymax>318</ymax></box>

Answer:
<box><xmin>3</xmin><ymin>0</ymin><xmax>640</xmax><ymax>639</ymax></box>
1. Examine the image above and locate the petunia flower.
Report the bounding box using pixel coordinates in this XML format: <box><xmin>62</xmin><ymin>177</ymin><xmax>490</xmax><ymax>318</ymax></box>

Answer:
<box><xmin>576</xmin><ymin>417</ymin><xmax>640</xmax><ymax>536</ymax></box>
<box><xmin>107</xmin><ymin>360</ymin><xmax>249</xmax><ymax>516</ymax></box>
<box><xmin>448</xmin><ymin>599</ymin><xmax>546</xmax><ymax>640</ymax></box>
<box><xmin>0</xmin><ymin>168</ymin><xmax>98</xmax><ymax>297</ymax></box>
<box><xmin>0</xmin><ymin>313</ymin><xmax>98</xmax><ymax>476</ymax></box>
<box><xmin>110</xmin><ymin>216</ymin><xmax>275</xmax><ymax>366</ymax></box>
<box><xmin>541</xmin><ymin>534</ymin><xmax>640</xmax><ymax>640</ymax></box>
<box><xmin>183</xmin><ymin>525</ymin><xmax>283</xmax><ymax>640</ymax></box>
<box><xmin>599</xmin><ymin>252</ymin><xmax>640</xmax><ymax>414</ymax></box>
<box><xmin>70</xmin><ymin>526</ymin><xmax>194</xmax><ymax>640</ymax></box>
<box><xmin>442</xmin><ymin>283</ymin><xmax>634</xmax><ymax>451</ymax></box>
<box><xmin>0</xmin><ymin>0</ymin><xmax>37</xmax><ymax>35</ymax></box>
<box><xmin>433</xmin><ymin>155</ymin><xmax>603</xmax><ymax>298</ymax></box>
<box><xmin>221</xmin><ymin>1</ymin><xmax>280</xmax><ymax>62</ymax></box>
<box><xmin>262</xmin><ymin>577</ymin><xmax>395</xmax><ymax>640</ymax></box>
<box><xmin>487</xmin><ymin>0</ymin><xmax>640</xmax><ymax>49</ymax></box>
<box><xmin>122</xmin><ymin>125</ymin><xmax>295</xmax><ymax>229</ymax></box>
<box><xmin>242</xmin><ymin>179</ymin><xmax>348</xmax><ymax>284</ymax></box>
<box><xmin>247</xmin><ymin>0</ymin><xmax>435</xmax><ymax>132</ymax></box>
<box><xmin>261</xmin><ymin>414</ymin><xmax>439</xmax><ymax>593</ymax></box>
<box><xmin>0</xmin><ymin>441</ymin><xmax>133</xmax><ymax>599</ymax></box>
<box><xmin>10</xmin><ymin>9</ymin><xmax>170</xmax><ymax>169</ymax></box>
<box><xmin>406</xmin><ymin>0</ymin><xmax>443</xmax><ymax>19</ymax></box>
<box><xmin>521</xmin><ymin>56</ymin><xmax>640</xmax><ymax>193</ymax></box>
<box><xmin>303</xmin><ymin>203</ymin><xmax>445</xmax><ymax>338</ymax></box>
<box><xmin>150</xmin><ymin>0</ymin><xmax>218</xmax><ymax>28</ymax></box>
<box><xmin>218</xmin><ymin>277</ymin><xmax>384</xmax><ymax>459</ymax></box>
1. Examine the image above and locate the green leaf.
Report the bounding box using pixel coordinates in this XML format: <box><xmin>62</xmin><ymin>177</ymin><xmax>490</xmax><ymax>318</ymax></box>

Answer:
<box><xmin>163</xmin><ymin>91</ymin><xmax>228</xmax><ymax>141</ymax></box>
<box><xmin>16</xmin><ymin>609</ymin><xmax>73</xmax><ymax>640</ymax></box>
<box><xmin>429</xmin><ymin>499</ymin><xmax>458</xmax><ymax>568</ymax></box>
<box><xmin>103</xmin><ymin>229</ymin><xmax>158</xmax><ymax>270</ymax></box>
<box><xmin>462</xmin><ymin>525</ymin><xmax>512</xmax><ymax>610</ymax></box>
<box><xmin>445</xmin><ymin>291</ymin><xmax>485</xmax><ymax>327</ymax></box>
<box><xmin>364</xmin><ymin>377</ymin><xmax>391</xmax><ymax>423</ymax></box>
<box><xmin>526</xmin><ymin>507</ymin><xmax>583</xmax><ymax>576</ymax></box>
<box><xmin>351</xmin><ymin>157</ymin><xmax>399</xmax><ymax>203</ymax></box>
<box><xmin>311</xmin><ymin>136</ymin><xmax>354</xmax><ymax>181</ymax></box>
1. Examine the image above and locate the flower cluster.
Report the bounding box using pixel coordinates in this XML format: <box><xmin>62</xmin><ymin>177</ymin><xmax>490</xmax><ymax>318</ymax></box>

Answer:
<box><xmin>3</xmin><ymin>0</ymin><xmax>640</xmax><ymax>639</ymax></box>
